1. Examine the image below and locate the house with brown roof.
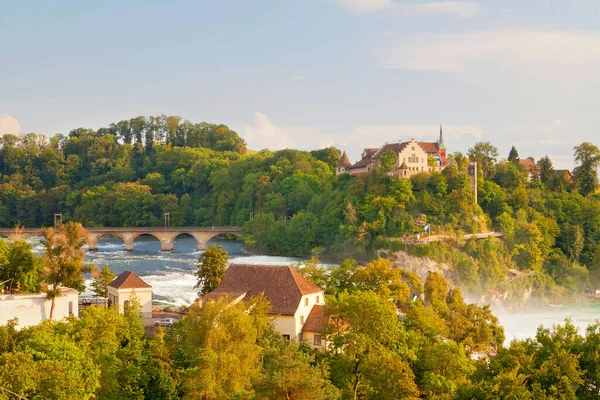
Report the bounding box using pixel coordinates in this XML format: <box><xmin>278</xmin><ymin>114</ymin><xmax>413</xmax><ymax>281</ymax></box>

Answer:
<box><xmin>336</xmin><ymin>126</ymin><xmax>447</xmax><ymax>178</ymax></box>
<box><xmin>519</xmin><ymin>158</ymin><xmax>540</xmax><ymax>182</ymax></box>
<box><xmin>108</xmin><ymin>270</ymin><xmax>153</xmax><ymax>318</ymax></box>
<box><xmin>200</xmin><ymin>264</ymin><xmax>328</xmax><ymax>349</ymax></box>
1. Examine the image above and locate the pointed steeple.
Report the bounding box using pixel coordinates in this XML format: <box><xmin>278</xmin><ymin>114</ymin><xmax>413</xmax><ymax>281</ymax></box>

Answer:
<box><xmin>337</xmin><ymin>151</ymin><xmax>352</xmax><ymax>168</ymax></box>
<box><xmin>438</xmin><ymin>124</ymin><xmax>446</xmax><ymax>150</ymax></box>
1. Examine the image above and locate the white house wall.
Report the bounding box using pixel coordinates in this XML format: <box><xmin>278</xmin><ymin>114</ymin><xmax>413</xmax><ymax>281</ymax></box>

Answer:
<box><xmin>294</xmin><ymin>291</ymin><xmax>325</xmax><ymax>338</ymax></box>
<box><xmin>107</xmin><ymin>287</ymin><xmax>153</xmax><ymax>318</ymax></box>
<box><xmin>0</xmin><ymin>292</ymin><xmax>79</xmax><ymax>329</ymax></box>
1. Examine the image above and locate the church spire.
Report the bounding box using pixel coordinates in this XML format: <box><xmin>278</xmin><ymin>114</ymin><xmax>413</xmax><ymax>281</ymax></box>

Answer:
<box><xmin>438</xmin><ymin>124</ymin><xmax>446</xmax><ymax>150</ymax></box>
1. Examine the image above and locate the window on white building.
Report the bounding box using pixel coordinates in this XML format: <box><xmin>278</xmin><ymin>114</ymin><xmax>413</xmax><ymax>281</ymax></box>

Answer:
<box><xmin>316</xmin><ymin>295</ymin><xmax>320</xmax><ymax>304</ymax></box>
<box><xmin>314</xmin><ymin>334</ymin><xmax>322</xmax><ymax>346</ymax></box>
<box><xmin>305</xmin><ymin>298</ymin><xmax>309</xmax><ymax>307</ymax></box>
<box><xmin>283</xmin><ymin>334</ymin><xmax>290</xmax><ymax>340</ymax></box>
<box><xmin>68</xmin><ymin>301</ymin><xmax>74</xmax><ymax>316</ymax></box>
<box><xmin>301</xmin><ymin>315</ymin><xmax>305</xmax><ymax>325</ymax></box>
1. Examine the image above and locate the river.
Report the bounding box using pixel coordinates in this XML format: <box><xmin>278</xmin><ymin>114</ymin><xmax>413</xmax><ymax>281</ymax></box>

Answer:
<box><xmin>28</xmin><ymin>235</ymin><xmax>600</xmax><ymax>342</ymax></box>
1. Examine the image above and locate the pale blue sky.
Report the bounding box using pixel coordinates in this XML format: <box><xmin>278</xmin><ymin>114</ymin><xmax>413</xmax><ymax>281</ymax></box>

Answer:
<box><xmin>2</xmin><ymin>0</ymin><xmax>600</xmax><ymax>168</ymax></box>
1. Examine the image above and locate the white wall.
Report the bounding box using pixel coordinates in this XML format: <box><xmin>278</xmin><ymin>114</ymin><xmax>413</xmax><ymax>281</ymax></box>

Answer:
<box><xmin>302</xmin><ymin>331</ymin><xmax>326</xmax><ymax>349</ymax></box>
<box><xmin>273</xmin><ymin>315</ymin><xmax>297</xmax><ymax>339</ymax></box>
<box><xmin>398</xmin><ymin>140</ymin><xmax>429</xmax><ymax>173</ymax></box>
<box><xmin>107</xmin><ymin>287</ymin><xmax>153</xmax><ymax>318</ymax></box>
<box><xmin>271</xmin><ymin>291</ymin><xmax>324</xmax><ymax>340</ymax></box>
<box><xmin>294</xmin><ymin>291</ymin><xmax>325</xmax><ymax>338</ymax></box>
<box><xmin>0</xmin><ymin>290</ymin><xmax>79</xmax><ymax>329</ymax></box>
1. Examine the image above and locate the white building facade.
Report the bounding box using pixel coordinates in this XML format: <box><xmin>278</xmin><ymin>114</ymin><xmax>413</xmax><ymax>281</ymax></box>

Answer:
<box><xmin>0</xmin><ymin>288</ymin><xmax>79</xmax><ymax>329</ymax></box>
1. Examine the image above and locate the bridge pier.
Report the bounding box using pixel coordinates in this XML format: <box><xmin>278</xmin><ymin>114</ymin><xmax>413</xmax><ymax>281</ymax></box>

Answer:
<box><xmin>197</xmin><ymin>241</ymin><xmax>208</xmax><ymax>251</ymax></box>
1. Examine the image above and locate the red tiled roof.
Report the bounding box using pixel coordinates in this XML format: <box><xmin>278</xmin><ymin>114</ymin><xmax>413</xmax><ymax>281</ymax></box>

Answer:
<box><xmin>202</xmin><ymin>265</ymin><xmax>323</xmax><ymax>315</ymax></box>
<box><xmin>108</xmin><ymin>270</ymin><xmax>151</xmax><ymax>289</ymax></box>
<box><xmin>302</xmin><ymin>305</ymin><xmax>329</xmax><ymax>332</ymax></box>
<box><xmin>417</xmin><ymin>142</ymin><xmax>440</xmax><ymax>154</ymax></box>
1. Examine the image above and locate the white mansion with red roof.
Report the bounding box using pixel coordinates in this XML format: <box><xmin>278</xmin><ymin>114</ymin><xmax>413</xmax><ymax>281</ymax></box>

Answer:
<box><xmin>200</xmin><ymin>264</ymin><xmax>328</xmax><ymax>349</ymax></box>
<box><xmin>336</xmin><ymin>126</ymin><xmax>447</xmax><ymax>178</ymax></box>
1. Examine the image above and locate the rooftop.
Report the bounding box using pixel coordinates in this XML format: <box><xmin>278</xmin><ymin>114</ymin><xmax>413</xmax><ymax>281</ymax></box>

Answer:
<box><xmin>108</xmin><ymin>270</ymin><xmax>152</xmax><ymax>290</ymax></box>
<box><xmin>202</xmin><ymin>264</ymin><xmax>323</xmax><ymax>315</ymax></box>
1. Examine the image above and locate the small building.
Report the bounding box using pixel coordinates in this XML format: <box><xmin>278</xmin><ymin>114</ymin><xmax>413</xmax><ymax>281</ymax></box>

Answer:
<box><xmin>302</xmin><ymin>304</ymin><xmax>329</xmax><ymax>349</ymax></box>
<box><xmin>519</xmin><ymin>158</ymin><xmax>540</xmax><ymax>182</ymax></box>
<box><xmin>336</xmin><ymin>126</ymin><xmax>447</xmax><ymax>178</ymax></box>
<box><xmin>200</xmin><ymin>264</ymin><xmax>328</xmax><ymax>348</ymax></box>
<box><xmin>554</xmin><ymin>169</ymin><xmax>573</xmax><ymax>184</ymax></box>
<box><xmin>0</xmin><ymin>287</ymin><xmax>79</xmax><ymax>329</ymax></box>
<box><xmin>107</xmin><ymin>270</ymin><xmax>153</xmax><ymax>318</ymax></box>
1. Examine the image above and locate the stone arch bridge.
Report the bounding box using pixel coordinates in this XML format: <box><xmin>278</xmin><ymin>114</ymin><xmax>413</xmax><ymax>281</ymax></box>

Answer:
<box><xmin>0</xmin><ymin>226</ymin><xmax>243</xmax><ymax>252</ymax></box>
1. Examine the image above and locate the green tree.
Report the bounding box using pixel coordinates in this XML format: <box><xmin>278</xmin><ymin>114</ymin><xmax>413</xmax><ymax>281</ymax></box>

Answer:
<box><xmin>90</xmin><ymin>265</ymin><xmax>116</xmax><ymax>300</ymax></box>
<box><xmin>194</xmin><ymin>245</ymin><xmax>228</xmax><ymax>297</ymax></box>
<box><xmin>537</xmin><ymin>155</ymin><xmax>555</xmax><ymax>184</ymax></box>
<box><xmin>508</xmin><ymin>146</ymin><xmax>520</xmax><ymax>164</ymax></box>
<box><xmin>468</xmin><ymin>141</ymin><xmax>499</xmax><ymax>177</ymax></box>
<box><xmin>41</xmin><ymin>221</ymin><xmax>88</xmax><ymax>319</ymax></box>
<box><xmin>573</xmin><ymin>142</ymin><xmax>600</xmax><ymax>196</ymax></box>
<box><xmin>379</xmin><ymin>149</ymin><xmax>397</xmax><ymax>173</ymax></box>
<box><xmin>177</xmin><ymin>299</ymin><xmax>264</xmax><ymax>399</ymax></box>
<box><xmin>254</xmin><ymin>342</ymin><xmax>340</xmax><ymax>400</ymax></box>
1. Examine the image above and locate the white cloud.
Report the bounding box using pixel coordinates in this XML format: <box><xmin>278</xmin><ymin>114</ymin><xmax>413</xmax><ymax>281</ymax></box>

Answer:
<box><xmin>243</xmin><ymin>112</ymin><xmax>335</xmax><ymax>151</ymax></box>
<box><xmin>376</xmin><ymin>29</ymin><xmax>600</xmax><ymax>88</ymax></box>
<box><xmin>336</xmin><ymin>0</ymin><xmax>392</xmax><ymax>13</ymax></box>
<box><xmin>395</xmin><ymin>2</ymin><xmax>479</xmax><ymax>18</ymax></box>
<box><xmin>0</xmin><ymin>113</ymin><xmax>20</xmax><ymax>135</ymax></box>
<box><xmin>242</xmin><ymin>112</ymin><xmax>480</xmax><ymax>158</ymax></box>
<box><xmin>336</xmin><ymin>1</ymin><xmax>479</xmax><ymax>17</ymax></box>
<box><xmin>350</xmin><ymin>124</ymin><xmax>482</xmax><ymax>141</ymax></box>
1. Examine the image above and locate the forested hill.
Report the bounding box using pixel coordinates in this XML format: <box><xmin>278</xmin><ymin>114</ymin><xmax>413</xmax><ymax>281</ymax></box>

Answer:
<box><xmin>2</xmin><ymin>115</ymin><xmax>600</xmax><ymax>300</ymax></box>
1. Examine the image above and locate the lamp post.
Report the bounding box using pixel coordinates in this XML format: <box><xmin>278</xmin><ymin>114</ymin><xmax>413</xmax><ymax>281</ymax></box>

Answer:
<box><xmin>164</xmin><ymin>212</ymin><xmax>170</xmax><ymax>230</ymax></box>
<box><xmin>54</xmin><ymin>213</ymin><xmax>63</xmax><ymax>228</ymax></box>
<box><xmin>468</xmin><ymin>162</ymin><xmax>478</xmax><ymax>205</ymax></box>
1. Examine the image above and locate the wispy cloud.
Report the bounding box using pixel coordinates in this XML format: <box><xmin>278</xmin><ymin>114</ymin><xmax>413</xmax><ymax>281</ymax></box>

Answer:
<box><xmin>336</xmin><ymin>0</ymin><xmax>392</xmax><ymax>13</ymax></box>
<box><xmin>395</xmin><ymin>2</ymin><xmax>479</xmax><ymax>18</ymax></box>
<box><xmin>336</xmin><ymin>1</ymin><xmax>479</xmax><ymax>17</ymax></box>
<box><xmin>0</xmin><ymin>113</ymin><xmax>20</xmax><ymax>135</ymax></box>
<box><xmin>242</xmin><ymin>112</ymin><xmax>480</xmax><ymax>153</ymax></box>
<box><xmin>375</xmin><ymin>29</ymin><xmax>600</xmax><ymax>87</ymax></box>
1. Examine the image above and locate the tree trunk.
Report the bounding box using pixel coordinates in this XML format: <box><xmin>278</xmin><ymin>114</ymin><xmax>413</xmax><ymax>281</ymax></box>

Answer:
<box><xmin>49</xmin><ymin>297</ymin><xmax>56</xmax><ymax>320</ymax></box>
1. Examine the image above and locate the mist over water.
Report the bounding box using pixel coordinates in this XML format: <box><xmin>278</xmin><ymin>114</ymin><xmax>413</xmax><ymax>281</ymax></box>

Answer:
<box><xmin>493</xmin><ymin>302</ymin><xmax>600</xmax><ymax>343</ymax></box>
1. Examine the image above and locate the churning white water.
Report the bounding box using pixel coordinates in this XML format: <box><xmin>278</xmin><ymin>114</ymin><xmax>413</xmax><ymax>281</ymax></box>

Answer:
<box><xmin>26</xmin><ymin>235</ymin><xmax>600</xmax><ymax>339</ymax></box>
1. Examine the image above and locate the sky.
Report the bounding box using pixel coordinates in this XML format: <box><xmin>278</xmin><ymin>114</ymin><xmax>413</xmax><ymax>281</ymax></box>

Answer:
<box><xmin>2</xmin><ymin>0</ymin><xmax>600</xmax><ymax>169</ymax></box>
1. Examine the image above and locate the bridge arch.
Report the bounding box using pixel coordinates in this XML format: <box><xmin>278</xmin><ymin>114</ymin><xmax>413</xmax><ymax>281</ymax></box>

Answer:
<box><xmin>87</xmin><ymin>232</ymin><xmax>128</xmax><ymax>251</ymax></box>
<box><xmin>130</xmin><ymin>232</ymin><xmax>166</xmax><ymax>252</ymax></box>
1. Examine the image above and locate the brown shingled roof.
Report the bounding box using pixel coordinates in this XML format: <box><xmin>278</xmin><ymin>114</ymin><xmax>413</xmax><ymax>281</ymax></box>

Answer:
<box><xmin>203</xmin><ymin>265</ymin><xmax>323</xmax><ymax>315</ymax></box>
<box><xmin>108</xmin><ymin>270</ymin><xmax>151</xmax><ymax>289</ymax></box>
<box><xmin>337</xmin><ymin>151</ymin><xmax>352</xmax><ymax>168</ymax></box>
<box><xmin>302</xmin><ymin>305</ymin><xmax>329</xmax><ymax>332</ymax></box>
<box><xmin>519</xmin><ymin>158</ymin><xmax>536</xmax><ymax>170</ymax></box>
